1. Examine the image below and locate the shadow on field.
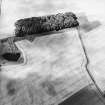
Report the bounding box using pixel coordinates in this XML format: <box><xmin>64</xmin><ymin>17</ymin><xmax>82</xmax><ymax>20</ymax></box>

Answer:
<box><xmin>59</xmin><ymin>84</ymin><xmax>105</xmax><ymax>105</ymax></box>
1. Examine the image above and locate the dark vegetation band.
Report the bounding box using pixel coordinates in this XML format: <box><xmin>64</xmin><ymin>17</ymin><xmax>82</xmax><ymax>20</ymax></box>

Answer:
<box><xmin>15</xmin><ymin>12</ymin><xmax>79</xmax><ymax>37</ymax></box>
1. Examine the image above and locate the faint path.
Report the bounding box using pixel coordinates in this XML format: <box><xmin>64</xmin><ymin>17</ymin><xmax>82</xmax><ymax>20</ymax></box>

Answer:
<box><xmin>81</xmin><ymin>24</ymin><xmax>105</xmax><ymax>93</ymax></box>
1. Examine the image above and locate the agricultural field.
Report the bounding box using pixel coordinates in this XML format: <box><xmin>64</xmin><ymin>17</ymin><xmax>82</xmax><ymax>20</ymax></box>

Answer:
<box><xmin>0</xmin><ymin>0</ymin><xmax>105</xmax><ymax>105</ymax></box>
